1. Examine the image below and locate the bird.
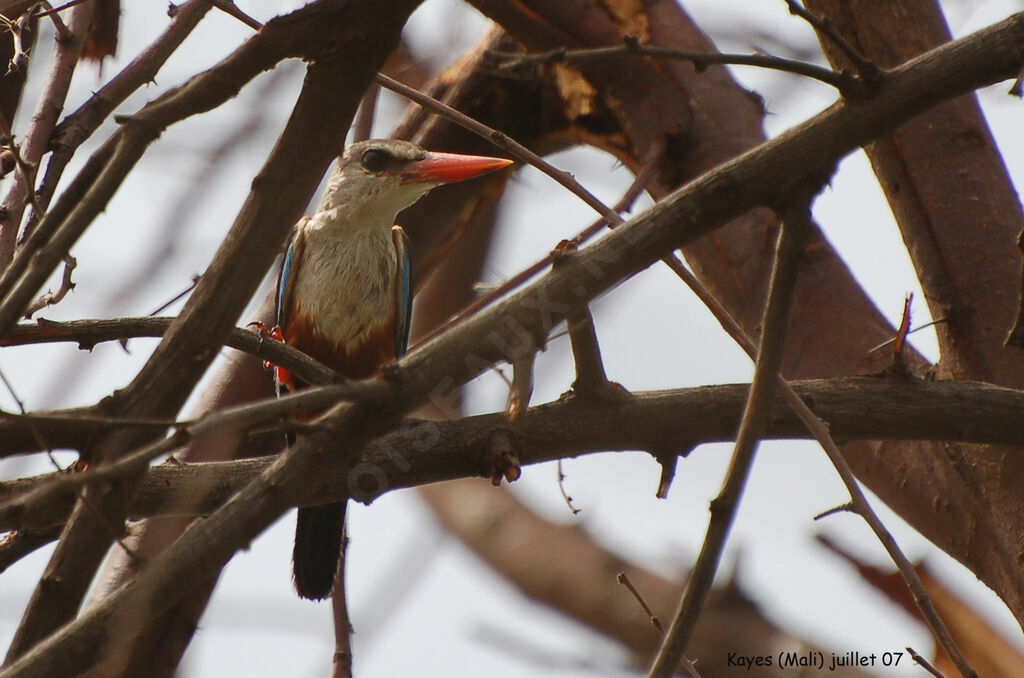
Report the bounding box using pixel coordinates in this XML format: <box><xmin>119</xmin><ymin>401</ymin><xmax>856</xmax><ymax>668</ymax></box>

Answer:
<box><xmin>275</xmin><ymin>138</ymin><xmax>513</xmax><ymax>600</ymax></box>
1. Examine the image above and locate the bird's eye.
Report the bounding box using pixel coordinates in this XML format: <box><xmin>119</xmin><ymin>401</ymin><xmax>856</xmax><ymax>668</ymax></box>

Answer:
<box><xmin>361</xmin><ymin>149</ymin><xmax>390</xmax><ymax>173</ymax></box>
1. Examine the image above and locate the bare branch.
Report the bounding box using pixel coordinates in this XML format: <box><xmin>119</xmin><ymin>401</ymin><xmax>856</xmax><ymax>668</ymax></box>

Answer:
<box><xmin>208</xmin><ymin>0</ymin><xmax>262</xmax><ymax>30</ymax></box>
<box><xmin>649</xmin><ymin>194</ymin><xmax>815</xmax><ymax>678</ymax></box>
<box><xmin>6</xmin><ymin>377</ymin><xmax>1024</xmax><ymax>533</ymax></box>
<box><xmin>23</xmin><ymin>254</ymin><xmax>75</xmax><ymax>318</ymax></box>
<box><xmin>23</xmin><ymin>0</ymin><xmax>211</xmax><ymax>241</ymax></box>
<box><xmin>784</xmin><ymin>0</ymin><xmax>879</xmax><ymax>82</ymax></box>
<box><xmin>1</xmin><ymin>316</ymin><xmax>339</xmax><ymax>389</ymax></box>
<box><xmin>0</xmin><ymin>3</ymin><xmax>92</xmax><ymax>266</ymax></box>
<box><xmin>492</xmin><ymin>37</ymin><xmax>856</xmax><ymax>93</ymax></box>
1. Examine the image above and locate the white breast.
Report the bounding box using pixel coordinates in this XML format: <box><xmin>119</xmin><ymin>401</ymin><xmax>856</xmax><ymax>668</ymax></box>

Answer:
<box><xmin>292</xmin><ymin>213</ymin><xmax>397</xmax><ymax>353</ymax></box>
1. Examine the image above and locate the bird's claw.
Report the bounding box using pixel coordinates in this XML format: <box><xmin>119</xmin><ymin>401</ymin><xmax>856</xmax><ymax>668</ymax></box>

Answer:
<box><xmin>249</xmin><ymin>322</ymin><xmax>291</xmax><ymax>387</ymax></box>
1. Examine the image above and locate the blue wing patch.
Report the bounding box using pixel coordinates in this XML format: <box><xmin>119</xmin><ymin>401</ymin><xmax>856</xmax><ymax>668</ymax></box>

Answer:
<box><xmin>392</xmin><ymin>226</ymin><xmax>412</xmax><ymax>358</ymax></box>
<box><xmin>276</xmin><ymin>218</ymin><xmax>308</xmax><ymax>329</ymax></box>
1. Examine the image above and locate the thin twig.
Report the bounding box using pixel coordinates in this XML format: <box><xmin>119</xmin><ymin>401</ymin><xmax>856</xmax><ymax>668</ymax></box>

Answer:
<box><xmin>869</xmin><ymin>317</ymin><xmax>946</xmax><ymax>353</ymax></box>
<box><xmin>556</xmin><ymin>460</ymin><xmax>580</xmax><ymax>515</ymax></box>
<box><xmin>0</xmin><ymin>526</ymin><xmax>63</xmax><ymax>573</ymax></box>
<box><xmin>1</xmin><ymin>316</ymin><xmax>339</xmax><ymax>387</ymax></box>
<box><xmin>330</xmin><ymin>524</ymin><xmax>353</xmax><ymax>678</ymax></box>
<box><xmin>415</xmin><ymin>138</ymin><xmax>661</xmax><ymax>347</ymax></box>
<box><xmin>891</xmin><ymin>293</ymin><xmax>913</xmax><ymax>373</ymax></box>
<box><xmin>23</xmin><ymin>254</ymin><xmax>76</xmax><ymax>317</ymax></box>
<box><xmin>378</xmin><ymin>73</ymin><xmax>619</xmax><ymax>224</ymax></box>
<box><xmin>0</xmin><ymin>2</ymin><xmax>92</xmax><ymax>267</ymax></box>
<box><xmin>907</xmin><ymin>647</ymin><xmax>946</xmax><ymax>678</ymax></box>
<box><xmin>147</xmin><ymin>275</ymin><xmax>199</xmax><ymax>316</ymax></box>
<box><xmin>351</xmin><ymin>83</ymin><xmax>378</xmax><ymax>143</ymax></box>
<box><xmin>616</xmin><ymin>572</ymin><xmax>663</xmax><ymax>634</ymax></box>
<box><xmin>22</xmin><ymin>0</ymin><xmax>211</xmax><ymax>242</ymax></box>
<box><xmin>648</xmin><ymin>196</ymin><xmax>814</xmax><ymax>678</ymax></box>
<box><xmin>614</xmin><ymin>574</ymin><xmax>702</xmax><ymax>678</ymax></box>
<box><xmin>812</xmin><ymin>502</ymin><xmax>853</xmax><ymax>521</ymax></box>
<box><xmin>207</xmin><ymin>0</ymin><xmax>261</xmax><ymax>30</ymax></box>
<box><xmin>506</xmin><ymin>352</ymin><xmax>536</xmax><ymax>422</ymax></box>
<box><xmin>32</xmin><ymin>0</ymin><xmax>73</xmax><ymax>38</ymax></box>
<box><xmin>0</xmin><ymin>365</ymin><xmax>58</xmax><ymax>468</ymax></box>
<box><xmin>492</xmin><ymin>38</ymin><xmax>854</xmax><ymax>93</ymax></box>
<box><xmin>566</xmin><ymin>305</ymin><xmax>623</xmax><ymax>401</ymax></box>
<box><xmin>784</xmin><ymin>0</ymin><xmax>879</xmax><ymax>83</ymax></box>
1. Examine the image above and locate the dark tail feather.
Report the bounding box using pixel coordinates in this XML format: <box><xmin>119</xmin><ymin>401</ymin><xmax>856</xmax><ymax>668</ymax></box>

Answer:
<box><xmin>293</xmin><ymin>501</ymin><xmax>345</xmax><ymax>600</ymax></box>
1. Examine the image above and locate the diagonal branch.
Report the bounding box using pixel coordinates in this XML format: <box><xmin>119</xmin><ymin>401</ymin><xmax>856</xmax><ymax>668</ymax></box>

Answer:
<box><xmin>648</xmin><ymin>194</ymin><xmax>815</xmax><ymax>677</ymax></box>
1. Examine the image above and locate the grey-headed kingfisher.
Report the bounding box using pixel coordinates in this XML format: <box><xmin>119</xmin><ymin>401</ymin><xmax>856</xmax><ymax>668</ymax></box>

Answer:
<box><xmin>275</xmin><ymin>139</ymin><xmax>512</xmax><ymax>599</ymax></box>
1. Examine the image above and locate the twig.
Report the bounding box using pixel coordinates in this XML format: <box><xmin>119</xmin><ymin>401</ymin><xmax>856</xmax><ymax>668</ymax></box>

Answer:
<box><xmin>0</xmin><ymin>526</ymin><xmax>63</xmax><ymax>573</ymax></box>
<box><xmin>565</xmin><ymin>305</ymin><xmax>624</xmax><ymax>401</ymax></box>
<box><xmin>869</xmin><ymin>317</ymin><xmax>946</xmax><ymax>353</ymax></box>
<box><xmin>22</xmin><ymin>0</ymin><xmax>211</xmax><ymax>242</ymax></box>
<box><xmin>891</xmin><ymin>293</ymin><xmax>913</xmax><ymax>373</ymax></box>
<box><xmin>0</xmin><ymin>11</ymin><xmax>32</xmax><ymax>73</ymax></box>
<box><xmin>207</xmin><ymin>0</ymin><xmax>261</xmax><ymax>31</ymax></box>
<box><xmin>648</xmin><ymin>196</ymin><xmax>814</xmax><ymax>678</ymax></box>
<box><xmin>907</xmin><ymin>647</ymin><xmax>946</xmax><ymax>678</ymax></box>
<box><xmin>351</xmin><ymin>82</ymin><xmax>378</xmax><ymax>143</ymax></box>
<box><xmin>506</xmin><ymin>352</ymin><xmax>535</xmax><ymax>422</ymax></box>
<box><xmin>330</xmin><ymin>524</ymin><xmax>353</xmax><ymax>678</ymax></box>
<box><xmin>0</xmin><ymin>364</ymin><xmax>57</xmax><ymax>467</ymax></box>
<box><xmin>810</xmin><ymin>416</ymin><xmax>976</xmax><ymax>677</ymax></box>
<box><xmin>378</xmin><ymin>73</ymin><xmax>619</xmax><ymax>224</ymax></box>
<box><xmin>784</xmin><ymin>0</ymin><xmax>879</xmax><ymax>82</ymax></box>
<box><xmin>414</xmin><ymin>137</ymin><xmax>661</xmax><ymax>348</ymax></box>
<box><xmin>616</xmin><ymin>573</ymin><xmax>702</xmax><ymax>677</ymax></box>
<box><xmin>147</xmin><ymin>275</ymin><xmax>199</xmax><ymax>316</ymax></box>
<box><xmin>556</xmin><ymin>460</ymin><xmax>580</xmax><ymax>515</ymax></box>
<box><xmin>492</xmin><ymin>38</ymin><xmax>855</xmax><ymax>94</ymax></box>
<box><xmin>616</xmin><ymin>572</ymin><xmax>663</xmax><ymax>634</ymax></box>
<box><xmin>0</xmin><ymin>123</ymin><xmax>44</xmax><ymax>217</ymax></box>
<box><xmin>0</xmin><ymin>2</ymin><xmax>92</xmax><ymax>267</ymax></box>
<box><xmin>813</xmin><ymin>502</ymin><xmax>853</xmax><ymax>521</ymax></box>
<box><xmin>32</xmin><ymin>0</ymin><xmax>73</xmax><ymax>38</ymax></box>
<box><xmin>23</xmin><ymin>254</ymin><xmax>76</xmax><ymax>317</ymax></box>
<box><xmin>2</xmin><ymin>316</ymin><xmax>339</xmax><ymax>388</ymax></box>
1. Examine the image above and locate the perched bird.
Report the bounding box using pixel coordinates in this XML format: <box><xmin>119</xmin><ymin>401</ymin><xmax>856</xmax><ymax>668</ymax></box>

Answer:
<box><xmin>276</xmin><ymin>139</ymin><xmax>512</xmax><ymax>600</ymax></box>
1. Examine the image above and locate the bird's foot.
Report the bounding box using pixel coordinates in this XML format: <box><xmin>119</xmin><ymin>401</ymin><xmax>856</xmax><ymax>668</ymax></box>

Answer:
<box><xmin>248</xmin><ymin>322</ymin><xmax>293</xmax><ymax>388</ymax></box>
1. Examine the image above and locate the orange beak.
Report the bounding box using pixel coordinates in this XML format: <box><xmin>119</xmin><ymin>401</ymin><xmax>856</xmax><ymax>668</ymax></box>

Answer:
<box><xmin>399</xmin><ymin>151</ymin><xmax>513</xmax><ymax>185</ymax></box>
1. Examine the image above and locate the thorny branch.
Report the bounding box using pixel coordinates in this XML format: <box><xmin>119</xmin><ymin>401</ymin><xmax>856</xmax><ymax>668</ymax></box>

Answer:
<box><xmin>1</xmin><ymin>316</ymin><xmax>339</xmax><ymax>387</ymax></box>
<box><xmin>784</xmin><ymin>0</ymin><xmax>879</xmax><ymax>82</ymax></box>
<box><xmin>0</xmin><ymin>3</ymin><xmax>92</xmax><ymax>267</ymax></box>
<box><xmin>22</xmin><ymin>255</ymin><xmax>75</xmax><ymax>318</ymax></box>
<box><xmin>5</xmin><ymin>377</ymin><xmax>1024</xmax><ymax>532</ymax></box>
<box><xmin>380</xmin><ymin>62</ymin><xmax>980</xmax><ymax>668</ymax></box>
<box><xmin>649</xmin><ymin>195</ymin><xmax>815</xmax><ymax>678</ymax></box>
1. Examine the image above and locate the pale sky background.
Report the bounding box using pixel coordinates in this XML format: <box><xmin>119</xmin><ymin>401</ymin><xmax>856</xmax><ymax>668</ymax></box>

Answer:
<box><xmin>1</xmin><ymin>1</ymin><xmax>1023</xmax><ymax>676</ymax></box>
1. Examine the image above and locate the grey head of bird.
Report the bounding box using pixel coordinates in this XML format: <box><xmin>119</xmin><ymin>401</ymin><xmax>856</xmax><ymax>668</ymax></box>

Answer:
<box><xmin>315</xmin><ymin>139</ymin><xmax>513</xmax><ymax>228</ymax></box>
